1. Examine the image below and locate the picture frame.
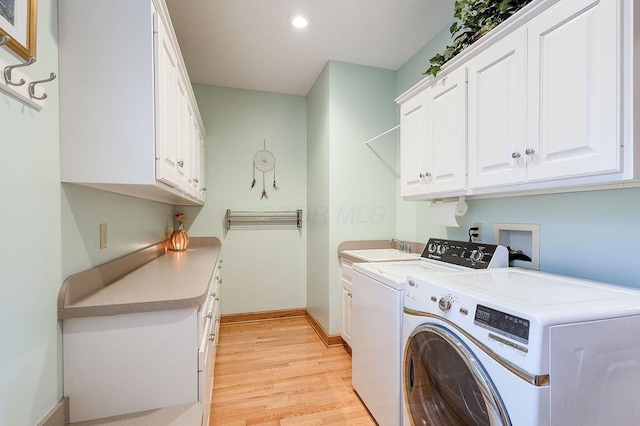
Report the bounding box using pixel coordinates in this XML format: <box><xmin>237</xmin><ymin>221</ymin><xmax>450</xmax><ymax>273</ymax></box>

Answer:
<box><xmin>0</xmin><ymin>0</ymin><xmax>37</xmax><ymax>59</ymax></box>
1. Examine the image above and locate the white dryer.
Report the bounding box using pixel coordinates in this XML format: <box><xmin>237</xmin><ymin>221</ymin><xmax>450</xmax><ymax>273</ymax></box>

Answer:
<box><xmin>403</xmin><ymin>268</ymin><xmax>640</xmax><ymax>426</ymax></box>
<box><xmin>352</xmin><ymin>239</ymin><xmax>508</xmax><ymax>426</ymax></box>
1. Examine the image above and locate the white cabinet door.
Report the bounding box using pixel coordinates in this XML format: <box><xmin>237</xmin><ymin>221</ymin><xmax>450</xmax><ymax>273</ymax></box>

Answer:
<box><xmin>155</xmin><ymin>13</ymin><xmax>187</xmax><ymax>190</ymax></box>
<box><xmin>400</xmin><ymin>91</ymin><xmax>428</xmax><ymax>198</ymax></box>
<box><xmin>526</xmin><ymin>0</ymin><xmax>620</xmax><ymax>182</ymax></box>
<box><xmin>425</xmin><ymin>68</ymin><xmax>468</xmax><ymax>194</ymax></box>
<box><xmin>468</xmin><ymin>30</ymin><xmax>527</xmax><ymax>189</ymax></box>
<box><xmin>186</xmin><ymin>105</ymin><xmax>199</xmax><ymax>199</ymax></box>
<box><xmin>199</xmin><ymin>131</ymin><xmax>207</xmax><ymax>202</ymax></box>
<box><xmin>341</xmin><ymin>278</ymin><xmax>352</xmax><ymax>346</ymax></box>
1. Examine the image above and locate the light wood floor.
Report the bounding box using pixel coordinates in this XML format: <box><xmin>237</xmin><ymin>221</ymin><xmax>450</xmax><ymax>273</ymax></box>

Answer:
<box><xmin>210</xmin><ymin>317</ymin><xmax>377</xmax><ymax>425</ymax></box>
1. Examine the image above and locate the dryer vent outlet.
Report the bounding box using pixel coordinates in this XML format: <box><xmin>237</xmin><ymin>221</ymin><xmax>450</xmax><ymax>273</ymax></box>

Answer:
<box><xmin>493</xmin><ymin>223</ymin><xmax>540</xmax><ymax>270</ymax></box>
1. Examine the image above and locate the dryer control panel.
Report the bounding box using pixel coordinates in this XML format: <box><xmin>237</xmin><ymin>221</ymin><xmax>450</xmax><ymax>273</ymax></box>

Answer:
<box><xmin>421</xmin><ymin>238</ymin><xmax>508</xmax><ymax>269</ymax></box>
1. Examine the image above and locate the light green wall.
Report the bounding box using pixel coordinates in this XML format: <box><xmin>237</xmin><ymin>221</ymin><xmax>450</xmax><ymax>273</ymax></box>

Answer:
<box><xmin>189</xmin><ymin>84</ymin><xmax>308</xmax><ymax>314</ymax></box>
<box><xmin>306</xmin><ymin>64</ymin><xmax>331</xmax><ymax>328</ymax></box>
<box><xmin>307</xmin><ymin>61</ymin><xmax>397</xmax><ymax>333</ymax></box>
<box><xmin>327</xmin><ymin>62</ymin><xmax>397</xmax><ymax>332</ymax></box>
<box><xmin>61</xmin><ymin>185</ymin><xmax>173</xmax><ymax>277</ymax></box>
<box><xmin>0</xmin><ymin>1</ymin><xmax>62</xmax><ymax>424</ymax></box>
<box><xmin>395</xmin><ymin>24</ymin><xmax>453</xmax><ymax>96</ymax></box>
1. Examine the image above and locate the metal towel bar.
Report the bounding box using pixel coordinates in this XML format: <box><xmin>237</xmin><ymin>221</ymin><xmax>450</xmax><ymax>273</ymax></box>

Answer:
<box><xmin>225</xmin><ymin>209</ymin><xmax>302</xmax><ymax>230</ymax></box>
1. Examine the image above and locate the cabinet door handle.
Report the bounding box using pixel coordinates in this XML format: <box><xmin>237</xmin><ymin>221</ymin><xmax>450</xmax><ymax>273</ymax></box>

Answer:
<box><xmin>512</xmin><ymin>152</ymin><xmax>521</xmax><ymax>159</ymax></box>
<box><xmin>177</xmin><ymin>160</ymin><xmax>184</xmax><ymax>168</ymax></box>
<box><xmin>525</xmin><ymin>148</ymin><xmax>535</xmax><ymax>156</ymax></box>
<box><xmin>205</xmin><ymin>312</ymin><xmax>212</xmax><ymax>319</ymax></box>
<box><xmin>218</xmin><ymin>279</ymin><xmax>223</xmax><ymax>284</ymax></box>
<box><xmin>194</xmin><ymin>178</ymin><xmax>199</xmax><ymax>183</ymax></box>
<box><xmin>347</xmin><ymin>291</ymin><xmax>352</xmax><ymax>297</ymax></box>
<box><xmin>425</xmin><ymin>172</ymin><xmax>431</xmax><ymax>178</ymax></box>
<box><xmin>419</xmin><ymin>173</ymin><xmax>425</xmax><ymax>178</ymax></box>
<box><xmin>215</xmin><ymin>297</ymin><xmax>220</xmax><ymax>301</ymax></box>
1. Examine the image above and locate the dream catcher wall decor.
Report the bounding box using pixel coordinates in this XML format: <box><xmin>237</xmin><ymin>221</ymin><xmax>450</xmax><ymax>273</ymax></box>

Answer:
<box><xmin>250</xmin><ymin>139</ymin><xmax>279</xmax><ymax>199</ymax></box>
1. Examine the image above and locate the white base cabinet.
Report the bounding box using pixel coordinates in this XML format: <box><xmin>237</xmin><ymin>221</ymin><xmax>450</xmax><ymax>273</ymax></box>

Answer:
<box><xmin>64</xmin><ymin>309</ymin><xmax>199</xmax><ymax>422</ymax></box>
<box><xmin>340</xmin><ymin>260</ymin><xmax>354</xmax><ymax>346</ymax></box>
<box><xmin>63</xmin><ymin>258</ymin><xmax>222</xmax><ymax>424</ymax></box>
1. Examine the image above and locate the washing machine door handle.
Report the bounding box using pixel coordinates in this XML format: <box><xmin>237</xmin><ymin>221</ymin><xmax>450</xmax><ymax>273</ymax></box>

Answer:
<box><xmin>404</xmin><ymin>324</ymin><xmax>511</xmax><ymax>426</ymax></box>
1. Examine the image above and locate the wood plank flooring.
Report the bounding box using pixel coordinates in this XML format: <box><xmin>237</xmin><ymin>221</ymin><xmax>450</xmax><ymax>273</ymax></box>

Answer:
<box><xmin>210</xmin><ymin>317</ymin><xmax>376</xmax><ymax>425</ymax></box>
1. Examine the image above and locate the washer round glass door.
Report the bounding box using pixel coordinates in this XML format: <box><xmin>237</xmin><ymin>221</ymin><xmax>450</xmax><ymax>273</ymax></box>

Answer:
<box><xmin>404</xmin><ymin>324</ymin><xmax>510</xmax><ymax>426</ymax></box>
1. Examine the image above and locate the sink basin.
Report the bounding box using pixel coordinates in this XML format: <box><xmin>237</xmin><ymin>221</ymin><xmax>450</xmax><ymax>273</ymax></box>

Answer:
<box><xmin>341</xmin><ymin>249</ymin><xmax>421</xmax><ymax>262</ymax></box>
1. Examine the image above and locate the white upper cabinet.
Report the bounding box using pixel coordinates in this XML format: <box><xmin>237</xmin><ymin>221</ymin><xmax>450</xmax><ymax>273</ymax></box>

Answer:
<box><xmin>468</xmin><ymin>29</ymin><xmax>527</xmax><ymax>189</ymax></box>
<box><xmin>526</xmin><ymin>0</ymin><xmax>620</xmax><ymax>182</ymax></box>
<box><xmin>155</xmin><ymin>12</ymin><xmax>188</xmax><ymax>191</ymax></box>
<box><xmin>398</xmin><ymin>0</ymin><xmax>636</xmax><ymax>200</ymax></box>
<box><xmin>400</xmin><ymin>67</ymin><xmax>467</xmax><ymax>200</ymax></box>
<box><xmin>59</xmin><ymin>0</ymin><xmax>206</xmax><ymax>206</ymax></box>
<box><xmin>425</xmin><ymin>67</ymin><xmax>467</xmax><ymax>195</ymax></box>
<box><xmin>400</xmin><ymin>91</ymin><xmax>428</xmax><ymax>198</ymax></box>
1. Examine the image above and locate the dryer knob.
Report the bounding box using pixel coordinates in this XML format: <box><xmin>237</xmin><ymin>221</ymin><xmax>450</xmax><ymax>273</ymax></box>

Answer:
<box><xmin>438</xmin><ymin>297</ymin><xmax>452</xmax><ymax>313</ymax></box>
<box><xmin>470</xmin><ymin>249</ymin><xmax>485</xmax><ymax>263</ymax></box>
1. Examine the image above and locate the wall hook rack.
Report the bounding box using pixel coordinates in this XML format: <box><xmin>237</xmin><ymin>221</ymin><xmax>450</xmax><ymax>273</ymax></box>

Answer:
<box><xmin>0</xmin><ymin>35</ymin><xmax>10</xmax><ymax>46</ymax></box>
<box><xmin>28</xmin><ymin>72</ymin><xmax>56</xmax><ymax>100</ymax></box>
<box><xmin>4</xmin><ymin>56</ymin><xmax>36</xmax><ymax>87</ymax></box>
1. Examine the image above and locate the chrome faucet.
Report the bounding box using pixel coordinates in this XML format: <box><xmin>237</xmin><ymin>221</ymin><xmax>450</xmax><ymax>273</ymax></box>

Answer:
<box><xmin>390</xmin><ymin>238</ymin><xmax>411</xmax><ymax>253</ymax></box>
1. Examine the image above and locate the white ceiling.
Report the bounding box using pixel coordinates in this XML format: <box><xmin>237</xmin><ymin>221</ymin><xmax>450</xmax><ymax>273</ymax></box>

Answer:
<box><xmin>165</xmin><ymin>0</ymin><xmax>456</xmax><ymax>96</ymax></box>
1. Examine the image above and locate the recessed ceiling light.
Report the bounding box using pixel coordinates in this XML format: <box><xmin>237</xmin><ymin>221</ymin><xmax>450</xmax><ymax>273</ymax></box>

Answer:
<box><xmin>289</xmin><ymin>13</ymin><xmax>311</xmax><ymax>30</ymax></box>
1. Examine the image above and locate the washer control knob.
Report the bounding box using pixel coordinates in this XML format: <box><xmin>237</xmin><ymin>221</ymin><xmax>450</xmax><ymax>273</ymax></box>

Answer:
<box><xmin>470</xmin><ymin>249</ymin><xmax>485</xmax><ymax>263</ymax></box>
<box><xmin>438</xmin><ymin>297</ymin><xmax>452</xmax><ymax>313</ymax></box>
<box><xmin>436</xmin><ymin>244</ymin><xmax>446</xmax><ymax>255</ymax></box>
<box><xmin>427</xmin><ymin>243</ymin><xmax>437</xmax><ymax>253</ymax></box>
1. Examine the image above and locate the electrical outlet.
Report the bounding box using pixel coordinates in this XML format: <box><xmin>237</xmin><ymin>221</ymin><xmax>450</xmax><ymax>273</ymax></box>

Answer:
<box><xmin>472</xmin><ymin>222</ymin><xmax>482</xmax><ymax>242</ymax></box>
<box><xmin>100</xmin><ymin>223</ymin><xmax>108</xmax><ymax>249</ymax></box>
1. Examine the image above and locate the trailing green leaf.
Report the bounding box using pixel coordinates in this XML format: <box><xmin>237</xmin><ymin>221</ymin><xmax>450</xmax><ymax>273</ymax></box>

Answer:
<box><xmin>424</xmin><ymin>0</ymin><xmax>533</xmax><ymax>76</ymax></box>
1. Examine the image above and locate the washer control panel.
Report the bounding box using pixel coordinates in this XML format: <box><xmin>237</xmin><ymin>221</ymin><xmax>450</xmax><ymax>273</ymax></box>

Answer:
<box><xmin>405</xmin><ymin>277</ymin><xmax>540</xmax><ymax>371</ymax></box>
<box><xmin>421</xmin><ymin>238</ymin><xmax>508</xmax><ymax>269</ymax></box>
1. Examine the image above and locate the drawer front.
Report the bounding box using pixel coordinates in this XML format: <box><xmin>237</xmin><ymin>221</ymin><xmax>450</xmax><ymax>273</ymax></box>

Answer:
<box><xmin>341</xmin><ymin>260</ymin><xmax>353</xmax><ymax>281</ymax></box>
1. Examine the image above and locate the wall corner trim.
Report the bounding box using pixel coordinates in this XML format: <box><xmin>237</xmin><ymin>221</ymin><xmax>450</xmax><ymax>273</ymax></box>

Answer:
<box><xmin>305</xmin><ymin>310</ymin><xmax>344</xmax><ymax>347</ymax></box>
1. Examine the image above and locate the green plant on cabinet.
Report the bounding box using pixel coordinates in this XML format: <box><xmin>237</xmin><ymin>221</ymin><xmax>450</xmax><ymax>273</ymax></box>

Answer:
<box><xmin>426</xmin><ymin>0</ymin><xmax>533</xmax><ymax>77</ymax></box>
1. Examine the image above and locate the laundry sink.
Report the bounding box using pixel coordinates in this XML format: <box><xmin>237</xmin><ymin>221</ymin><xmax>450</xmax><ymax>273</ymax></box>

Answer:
<box><xmin>341</xmin><ymin>249</ymin><xmax>421</xmax><ymax>262</ymax></box>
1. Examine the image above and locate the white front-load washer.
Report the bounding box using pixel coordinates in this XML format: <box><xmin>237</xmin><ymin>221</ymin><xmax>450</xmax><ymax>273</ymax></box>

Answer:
<box><xmin>402</xmin><ymin>268</ymin><xmax>640</xmax><ymax>426</ymax></box>
<box><xmin>351</xmin><ymin>239</ymin><xmax>508</xmax><ymax>426</ymax></box>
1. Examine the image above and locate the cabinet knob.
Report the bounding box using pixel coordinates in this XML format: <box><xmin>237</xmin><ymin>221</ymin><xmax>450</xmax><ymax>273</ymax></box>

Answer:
<box><xmin>208</xmin><ymin>333</ymin><xmax>216</xmax><ymax>341</ymax></box>
<box><xmin>202</xmin><ymin>187</ymin><xmax>207</xmax><ymax>192</ymax></box>
<box><xmin>512</xmin><ymin>152</ymin><xmax>521</xmax><ymax>159</ymax></box>
<box><xmin>205</xmin><ymin>312</ymin><xmax>212</xmax><ymax>319</ymax></box>
<box><xmin>194</xmin><ymin>178</ymin><xmax>199</xmax><ymax>183</ymax></box>
<box><xmin>177</xmin><ymin>160</ymin><xmax>184</xmax><ymax>167</ymax></box>
<box><xmin>425</xmin><ymin>172</ymin><xmax>431</xmax><ymax>178</ymax></box>
<box><xmin>218</xmin><ymin>279</ymin><xmax>223</xmax><ymax>284</ymax></box>
<box><xmin>419</xmin><ymin>173</ymin><xmax>425</xmax><ymax>178</ymax></box>
<box><xmin>525</xmin><ymin>148</ymin><xmax>535</xmax><ymax>156</ymax></box>
<box><xmin>347</xmin><ymin>291</ymin><xmax>352</xmax><ymax>297</ymax></box>
<box><xmin>215</xmin><ymin>297</ymin><xmax>220</xmax><ymax>301</ymax></box>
